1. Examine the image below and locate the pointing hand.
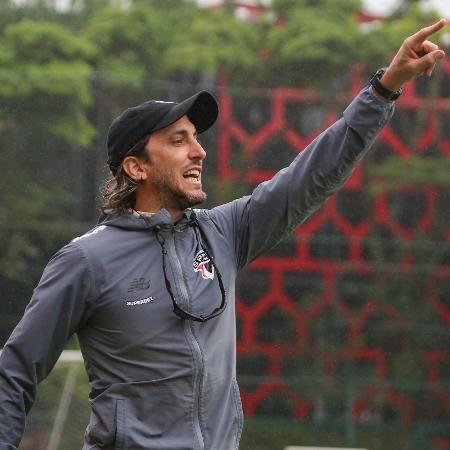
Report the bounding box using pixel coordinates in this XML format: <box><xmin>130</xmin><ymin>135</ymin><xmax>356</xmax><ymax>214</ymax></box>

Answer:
<box><xmin>379</xmin><ymin>18</ymin><xmax>446</xmax><ymax>94</ymax></box>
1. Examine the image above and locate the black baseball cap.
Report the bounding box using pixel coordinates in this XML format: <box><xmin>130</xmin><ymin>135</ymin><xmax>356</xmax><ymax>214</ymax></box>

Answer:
<box><xmin>107</xmin><ymin>90</ymin><xmax>218</xmax><ymax>174</ymax></box>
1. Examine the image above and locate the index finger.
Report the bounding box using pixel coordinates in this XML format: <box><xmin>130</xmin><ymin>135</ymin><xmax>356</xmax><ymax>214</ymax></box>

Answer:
<box><xmin>411</xmin><ymin>18</ymin><xmax>446</xmax><ymax>43</ymax></box>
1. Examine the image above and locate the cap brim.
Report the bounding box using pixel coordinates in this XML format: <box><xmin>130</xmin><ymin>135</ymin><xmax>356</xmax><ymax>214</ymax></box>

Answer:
<box><xmin>153</xmin><ymin>91</ymin><xmax>218</xmax><ymax>134</ymax></box>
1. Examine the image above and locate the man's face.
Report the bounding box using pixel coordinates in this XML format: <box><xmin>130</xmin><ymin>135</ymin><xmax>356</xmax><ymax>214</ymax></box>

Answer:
<box><xmin>138</xmin><ymin>115</ymin><xmax>207</xmax><ymax>215</ymax></box>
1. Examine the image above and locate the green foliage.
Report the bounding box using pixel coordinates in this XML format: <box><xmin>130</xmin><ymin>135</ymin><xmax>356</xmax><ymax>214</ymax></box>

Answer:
<box><xmin>272</xmin><ymin>0</ymin><xmax>362</xmax><ymax>16</ymax></box>
<box><xmin>0</xmin><ymin>19</ymin><xmax>97</xmax><ymax>289</ymax></box>
<box><xmin>2</xmin><ymin>19</ymin><xmax>95</xmax><ymax>62</ymax></box>
<box><xmin>358</xmin><ymin>5</ymin><xmax>444</xmax><ymax>72</ymax></box>
<box><xmin>165</xmin><ymin>8</ymin><xmax>260</xmax><ymax>76</ymax></box>
<box><xmin>369</xmin><ymin>156</ymin><xmax>450</xmax><ymax>190</ymax></box>
<box><xmin>84</xmin><ymin>4</ymin><xmax>169</xmax><ymax>83</ymax></box>
<box><xmin>264</xmin><ymin>6</ymin><xmax>362</xmax><ymax>87</ymax></box>
<box><xmin>0</xmin><ymin>18</ymin><xmax>96</xmax><ymax>294</ymax></box>
<box><xmin>0</xmin><ymin>20</ymin><xmax>96</xmax><ymax>146</ymax></box>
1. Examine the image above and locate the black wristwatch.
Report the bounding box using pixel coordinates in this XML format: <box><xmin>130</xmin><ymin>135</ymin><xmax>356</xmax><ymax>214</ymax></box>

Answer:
<box><xmin>369</xmin><ymin>67</ymin><xmax>403</xmax><ymax>101</ymax></box>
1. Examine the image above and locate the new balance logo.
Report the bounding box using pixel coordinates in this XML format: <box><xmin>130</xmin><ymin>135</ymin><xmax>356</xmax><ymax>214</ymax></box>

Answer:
<box><xmin>127</xmin><ymin>277</ymin><xmax>151</xmax><ymax>292</ymax></box>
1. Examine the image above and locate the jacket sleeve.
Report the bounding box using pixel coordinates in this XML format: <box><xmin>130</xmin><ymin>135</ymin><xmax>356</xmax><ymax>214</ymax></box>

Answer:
<box><xmin>207</xmin><ymin>86</ymin><xmax>395</xmax><ymax>270</ymax></box>
<box><xmin>0</xmin><ymin>242</ymin><xmax>95</xmax><ymax>449</ymax></box>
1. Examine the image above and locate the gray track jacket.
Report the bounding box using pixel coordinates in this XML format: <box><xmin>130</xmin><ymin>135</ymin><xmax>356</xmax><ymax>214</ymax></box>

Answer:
<box><xmin>0</xmin><ymin>87</ymin><xmax>394</xmax><ymax>450</ymax></box>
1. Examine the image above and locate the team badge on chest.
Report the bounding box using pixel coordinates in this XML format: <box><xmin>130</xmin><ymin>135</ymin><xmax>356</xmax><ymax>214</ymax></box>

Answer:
<box><xmin>193</xmin><ymin>250</ymin><xmax>215</xmax><ymax>280</ymax></box>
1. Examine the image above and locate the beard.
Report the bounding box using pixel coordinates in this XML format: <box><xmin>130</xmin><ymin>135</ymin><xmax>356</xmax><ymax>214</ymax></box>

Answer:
<box><xmin>150</xmin><ymin>166</ymin><xmax>207</xmax><ymax>212</ymax></box>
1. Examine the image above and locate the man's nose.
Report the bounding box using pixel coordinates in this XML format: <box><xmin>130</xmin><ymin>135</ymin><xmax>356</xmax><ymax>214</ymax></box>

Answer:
<box><xmin>191</xmin><ymin>139</ymin><xmax>206</xmax><ymax>160</ymax></box>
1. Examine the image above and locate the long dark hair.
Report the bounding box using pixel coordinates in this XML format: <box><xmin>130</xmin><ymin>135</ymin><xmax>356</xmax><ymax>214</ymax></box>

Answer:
<box><xmin>101</xmin><ymin>135</ymin><xmax>150</xmax><ymax>212</ymax></box>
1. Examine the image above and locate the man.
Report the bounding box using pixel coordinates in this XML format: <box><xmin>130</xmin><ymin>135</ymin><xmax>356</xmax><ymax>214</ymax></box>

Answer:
<box><xmin>0</xmin><ymin>19</ymin><xmax>446</xmax><ymax>450</ymax></box>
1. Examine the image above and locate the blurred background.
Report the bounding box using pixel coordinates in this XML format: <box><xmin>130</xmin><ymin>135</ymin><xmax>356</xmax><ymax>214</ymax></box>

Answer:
<box><xmin>0</xmin><ymin>0</ymin><xmax>449</xmax><ymax>449</ymax></box>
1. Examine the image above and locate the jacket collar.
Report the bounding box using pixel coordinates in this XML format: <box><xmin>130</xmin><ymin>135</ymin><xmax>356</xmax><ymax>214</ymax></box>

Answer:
<box><xmin>99</xmin><ymin>208</ymin><xmax>196</xmax><ymax>231</ymax></box>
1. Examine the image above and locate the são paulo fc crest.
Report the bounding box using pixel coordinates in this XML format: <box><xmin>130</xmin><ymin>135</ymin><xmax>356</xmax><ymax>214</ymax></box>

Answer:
<box><xmin>193</xmin><ymin>250</ymin><xmax>215</xmax><ymax>280</ymax></box>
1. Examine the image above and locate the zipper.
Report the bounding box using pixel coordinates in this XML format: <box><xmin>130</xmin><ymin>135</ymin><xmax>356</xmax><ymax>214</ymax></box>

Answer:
<box><xmin>185</xmin><ymin>321</ymin><xmax>205</xmax><ymax>450</ymax></box>
<box><xmin>166</xmin><ymin>230</ymin><xmax>205</xmax><ymax>450</ymax></box>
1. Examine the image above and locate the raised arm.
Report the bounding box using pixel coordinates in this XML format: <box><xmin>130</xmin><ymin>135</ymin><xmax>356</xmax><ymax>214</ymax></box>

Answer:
<box><xmin>208</xmin><ymin>20</ymin><xmax>446</xmax><ymax>269</ymax></box>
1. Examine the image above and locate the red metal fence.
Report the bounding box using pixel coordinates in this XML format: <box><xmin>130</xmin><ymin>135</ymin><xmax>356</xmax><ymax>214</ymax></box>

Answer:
<box><xmin>217</xmin><ymin>63</ymin><xmax>450</xmax><ymax>448</ymax></box>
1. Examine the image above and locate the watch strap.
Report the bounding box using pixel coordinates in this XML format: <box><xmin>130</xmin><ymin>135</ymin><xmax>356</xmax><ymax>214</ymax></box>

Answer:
<box><xmin>370</xmin><ymin>67</ymin><xmax>403</xmax><ymax>101</ymax></box>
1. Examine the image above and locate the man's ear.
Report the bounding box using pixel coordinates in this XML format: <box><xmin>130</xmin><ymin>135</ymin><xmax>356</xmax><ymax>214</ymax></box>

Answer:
<box><xmin>122</xmin><ymin>156</ymin><xmax>148</xmax><ymax>182</ymax></box>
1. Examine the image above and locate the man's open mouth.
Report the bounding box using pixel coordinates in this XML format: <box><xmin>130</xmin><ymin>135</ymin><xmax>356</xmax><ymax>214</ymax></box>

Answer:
<box><xmin>183</xmin><ymin>169</ymin><xmax>201</xmax><ymax>182</ymax></box>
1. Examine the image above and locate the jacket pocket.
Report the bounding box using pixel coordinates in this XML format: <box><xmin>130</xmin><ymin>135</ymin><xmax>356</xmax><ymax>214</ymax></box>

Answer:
<box><xmin>86</xmin><ymin>395</ymin><xmax>119</xmax><ymax>449</ymax></box>
<box><xmin>87</xmin><ymin>379</ymin><xmax>194</xmax><ymax>450</ymax></box>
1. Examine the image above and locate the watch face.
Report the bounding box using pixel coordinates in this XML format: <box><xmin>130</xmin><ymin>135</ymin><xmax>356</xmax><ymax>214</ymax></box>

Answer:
<box><xmin>376</xmin><ymin>68</ymin><xmax>387</xmax><ymax>79</ymax></box>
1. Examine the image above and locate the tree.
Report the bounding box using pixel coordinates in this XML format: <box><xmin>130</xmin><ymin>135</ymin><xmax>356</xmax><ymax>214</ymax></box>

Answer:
<box><xmin>0</xmin><ymin>19</ymin><xmax>96</xmax><ymax>315</ymax></box>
